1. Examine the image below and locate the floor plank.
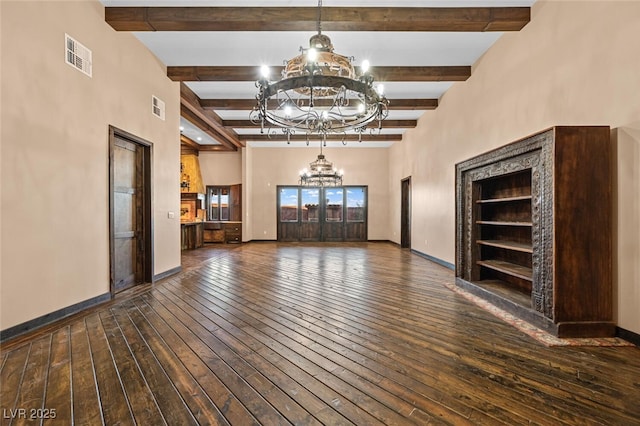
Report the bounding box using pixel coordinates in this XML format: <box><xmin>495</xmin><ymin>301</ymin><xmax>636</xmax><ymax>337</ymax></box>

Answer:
<box><xmin>161</xmin><ymin>274</ymin><xmax>477</xmax><ymax>424</ymax></box>
<box><xmin>124</xmin><ymin>299</ymin><xmax>230</xmax><ymax>426</ymax></box>
<box><xmin>97</xmin><ymin>309</ymin><xmax>166</xmax><ymax>425</ymax></box>
<box><xmin>110</xmin><ymin>303</ymin><xmax>199</xmax><ymax>425</ymax></box>
<box><xmin>0</xmin><ymin>344</ymin><xmax>30</xmax><ymax>426</ymax></box>
<box><xmin>1</xmin><ymin>242</ymin><xmax>639</xmax><ymax>425</ymax></box>
<box><xmin>69</xmin><ymin>319</ymin><xmax>104</xmax><ymax>426</ymax></box>
<box><xmin>11</xmin><ymin>335</ymin><xmax>51</xmax><ymax>426</ymax></box>
<box><xmin>138</xmin><ymin>292</ymin><xmax>263</xmax><ymax>425</ymax></box>
<box><xmin>85</xmin><ymin>313</ymin><xmax>135</xmax><ymax>426</ymax></box>
<box><xmin>43</xmin><ymin>326</ymin><xmax>72</xmax><ymax>425</ymax></box>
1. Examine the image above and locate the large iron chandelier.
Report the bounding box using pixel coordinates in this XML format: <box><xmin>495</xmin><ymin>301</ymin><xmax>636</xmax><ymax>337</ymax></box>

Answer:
<box><xmin>251</xmin><ymin>0</ymin><xmax>389</xmax><ymax>143</ymax></box>
<box><xmin>299</xmin><ymin>144</ymin><xmax>343</xmax><ymax>187</ymax></box>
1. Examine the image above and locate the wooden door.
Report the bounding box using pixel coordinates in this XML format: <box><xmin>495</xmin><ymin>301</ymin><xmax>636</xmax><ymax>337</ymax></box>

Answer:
<box><xmin>112</xmin><ymin>137</ymin><xmax>143</xmax><ymax>292</ymax></box>
<box><xmin>401</xmin><ymin>177</ymin><xmax>411</xmax><ymax>248</ymax></box>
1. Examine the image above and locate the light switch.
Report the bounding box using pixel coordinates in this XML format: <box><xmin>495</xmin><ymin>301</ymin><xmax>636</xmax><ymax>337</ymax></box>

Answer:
<box><xmin>168</xmin><ymin>211</ymin><xmax>175</xmax><ymax>219</ymax></box>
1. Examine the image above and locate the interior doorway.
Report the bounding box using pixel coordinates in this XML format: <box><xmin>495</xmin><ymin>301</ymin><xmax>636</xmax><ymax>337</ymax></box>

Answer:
<box><xmin>401</xmin><ymin>177</ymin><xmax>411</xmax><ymax>248</ymax></box>
<box><xmin>109</xmin><ymin>126</ymin><xmax>152</xmax><ymax>295</ymax></box>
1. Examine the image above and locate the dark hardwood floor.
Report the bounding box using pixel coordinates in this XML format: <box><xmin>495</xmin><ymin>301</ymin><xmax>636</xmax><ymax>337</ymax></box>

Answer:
<box><xmin>1</xmin><ymin>242</ymin><xmax>639</xmax><ymax>425</ymax></box>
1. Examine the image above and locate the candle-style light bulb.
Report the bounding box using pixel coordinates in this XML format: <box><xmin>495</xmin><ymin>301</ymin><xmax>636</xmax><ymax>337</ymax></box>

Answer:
<box><xmin>260</xmin><ymin>65</ymin><xmax>270</xmax><ymax>79</ymax></box>
<box><xmin>307</xmin><ymin>48</ymin><xmax>318</xmax><ymax>62</ymax></box>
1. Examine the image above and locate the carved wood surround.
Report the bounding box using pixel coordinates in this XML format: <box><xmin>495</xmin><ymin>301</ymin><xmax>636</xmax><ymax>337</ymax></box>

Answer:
<box><xmin>455</xmin><ymin>126</ymin><xmax>614</xmax><ymax>337</ymax></box>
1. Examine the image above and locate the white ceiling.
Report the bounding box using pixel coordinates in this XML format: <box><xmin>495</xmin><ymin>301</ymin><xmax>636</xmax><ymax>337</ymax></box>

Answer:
<box><xmin>101</xmin><ymin>0</ymin><xmax>536</xmax><ymax>147</ymax></box>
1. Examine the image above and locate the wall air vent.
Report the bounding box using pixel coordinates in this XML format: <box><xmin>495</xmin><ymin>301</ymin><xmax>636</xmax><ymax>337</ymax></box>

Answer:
<box><xmin>65</xmin><ymin>34</ymin><xmax>92</xmax><ymax>77</ymax></box>
<box><xmin>152</xmin><ymin>95</ymin><xmax>166</xmax><ymax>120</ymax></box>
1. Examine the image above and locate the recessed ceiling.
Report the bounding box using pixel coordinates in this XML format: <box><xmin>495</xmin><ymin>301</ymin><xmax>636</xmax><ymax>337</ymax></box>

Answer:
<box><xmin>180</xmin><ymin>116</ymin><xmax>220</xmax><ymax>146</ymax></box>
<box><xmin>101</xmin><ymin>0</ymin><xmax>536</xmax><ymax>150</ymax></box>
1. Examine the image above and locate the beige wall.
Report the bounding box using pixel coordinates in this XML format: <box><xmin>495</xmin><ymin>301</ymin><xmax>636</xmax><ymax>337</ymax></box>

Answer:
<box><xmin>241</xmin><ymin>146</ymin><xmax>390</xmax><ymax>240</ymax></box>
<box><xmin>0</xmin><ymin>1</ymin><xmax>180</xmax><ymax>330</ymax></box>
<box><xmin>391</xmin><ymin>0</ymin><xmax>640</xmax><ymax>333</ymax></box>
<box><xmin>199</xmin><ymin>150</ymin><xmax>242</xmax><ymax>185</ymax></box>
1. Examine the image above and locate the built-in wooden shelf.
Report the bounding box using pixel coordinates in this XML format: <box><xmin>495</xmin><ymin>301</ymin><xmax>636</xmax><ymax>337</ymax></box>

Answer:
<box><xmin>476</xmin><ymin>220</ymin><xmax>532</xmax><ymax>227</ymax></box>
<box><xmin>477</xmin><ymin>259</ymin><xmax>533</xmax><ymax>281</ymax></box>
<box><xmin>457</xmin><ymin>126</ymin><xmax>614</xmax><ymax>337</ymax></box>
<box><xmin>470</xmin><ymin>279</ymin><xmax>532</xmax><ymax>308</ymax></box>
<box><xmin>476</xmin><ymin>239</ymin><xmax>533</xmax><ymax>253</ymax></box>
<box><xmin>476</xmin><ymin>195</ymin><xmax>532</xmax><ymax>204</ymax></box>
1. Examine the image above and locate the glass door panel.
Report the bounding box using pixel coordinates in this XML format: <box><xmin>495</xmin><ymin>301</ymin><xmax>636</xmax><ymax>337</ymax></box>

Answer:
<box><xmin>324</xmin><ymin>188</ymin><xmax>344</xmax><ymax>222</ymax></box>
<box><xmin>347</xmin><ymin>187</ymin><xmax>366</xmax><ymax>222</ymax></box>
<box><xmin>300</xmin><ymin>188</ymin><xmax>321</xmax><ymax>241</ymax></box>
<box><xmin>278</xmin><ymin>187</ymin><xmax>300</xmax><ymax>241</ymax></box>
<box><xmin>280</xmin><ymin>187</ymin><xmax>298</xmax><ymax>222</ymax></box>
<box><xmin>209</xmin><ymin>188</ymin><xmax>219</xmax><ymax>220</ymax></box>
<box><xmin>345</xmin><ymin>186</ymin><xmax>367</xmax><ymax>241</ymax></box>
<box><xmin>220</xmin><ymin>188</ymin><xmax>230</xmax><ymax>221</ymax></box>
<box><xmin>323</xmin><ymin>188</ymin><xmax>344</xmax><ymax>241</ymax></box>
<box><xmin>301</xmin><ymin>188</ymin><xmax>320</xmax><ymax>222</ymax></box>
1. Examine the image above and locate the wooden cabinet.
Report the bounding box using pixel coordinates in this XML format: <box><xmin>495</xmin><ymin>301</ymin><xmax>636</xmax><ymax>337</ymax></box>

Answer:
<box><xmin>224</xmin><ymin>222</ymin><xmax>242</xmax><ymax>243</ymax></box>
<box><xmin>181</xmin><ymin>222</ymin><xmax>204</xmax><ymax>250</ymax></box>
<box><xmin>455</xmin><ymin>126</ymin><xmax>613</xmax><ymax>337</ymax></box>
<box><xmin>203</xmin><ymin>221</ymin><xmax>242</xmax><ymax>244</ymax></box>
<box><xmin>203</xmin><ymin>228</ymin><xmax>225</xmax><ymax>243</ymax></box>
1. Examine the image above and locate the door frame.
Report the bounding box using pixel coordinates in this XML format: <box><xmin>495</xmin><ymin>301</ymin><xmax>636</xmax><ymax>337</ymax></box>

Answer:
<box><xmin>401</xmin><ymin>176</ymin><xmax>411</xmax><ymax>248</ymax></box>
<box><xmin>108</xmin><ymin>125</ymin><xmax>153</xmax><ymax>295</ymax></box>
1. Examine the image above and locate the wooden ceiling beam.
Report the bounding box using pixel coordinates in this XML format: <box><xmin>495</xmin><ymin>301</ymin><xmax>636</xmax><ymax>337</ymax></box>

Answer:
<box><xmin>180</xmin><ymin>134</ymin><xmax>200</xmax><ymax>150</ymax></box>
<box><xmin>200</xmin><ymin>98</ymin><xmax>438</xmax><ymax>111</ymax></box>
<box><xmin>385</xmin><ymin>99</ymin><xmax>439</xmax><ymax>110</ymax></box>
<box><xmin>225</xmin><ymin>119</ymin><xmax>417</xmax><ymax>129</ymax></box>
<box><xmin>168</xmin><ymin>66</ymin><xmax>470</xmax><ymax>82</ymax></box>
<box><xmin>241</xmin><ymin>134</ymin><xmax>403</xmax><ymax>143</ymax></box>
<box><xmin>105</xmin><ymin>7</ymin><xmax>530</xmax><ymax>32</ymax></box>
<box><xmin>180</xmin><ymin>83</ymin><xmax>244</xmax><ymax>150</ymax></box>
<box><xmin>180</xmin><ymin>135</ymin><xmax>200</xmax><ymax>155</ymax></box>
<box><xmin>195</xmin><ymin>144</ymin><xmax>234</xmax><ymax>152</ymax></box>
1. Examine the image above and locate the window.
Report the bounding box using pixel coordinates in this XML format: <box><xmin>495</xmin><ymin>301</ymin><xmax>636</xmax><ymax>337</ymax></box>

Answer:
<box><xmin>207</xmin><ymin>186</ymin><xmax>230</xmax><ymax>221</ymax></box>
<box><xmin>301</xmin><ymin>188</ymin><xmax>319</xmax><ymax>222</ymax></box>
<box><xmin>347</xmin><ymin>187</ymin><xmax>366</xmax><ymax>222</ymax></box>
<box><xmin>280</xmin><ymin>187</ymin><xmax>298</xmax><ymax>222</ymax></box>
<box><xmin>325</xmin><ymin>188</ymin><xmax>343</xmax><ymax>222</ymax></box>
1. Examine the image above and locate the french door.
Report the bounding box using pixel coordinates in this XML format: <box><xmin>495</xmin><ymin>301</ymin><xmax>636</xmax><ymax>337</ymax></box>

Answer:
<box><xmin>277</xmin><ymin>186</ymin><xmax>367</xmax><ymax>242</ymax></box>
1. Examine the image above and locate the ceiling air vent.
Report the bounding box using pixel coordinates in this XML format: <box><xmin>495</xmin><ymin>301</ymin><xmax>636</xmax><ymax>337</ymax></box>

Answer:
<box><xmin>65</xmin><ymin>34</ymin><xmax>92</xmax><ymax>77</ymax></box>
<box><xmin>152</xmin><ymin>96</ymin><xmax>165</xmax><ymax>120</ymax></box>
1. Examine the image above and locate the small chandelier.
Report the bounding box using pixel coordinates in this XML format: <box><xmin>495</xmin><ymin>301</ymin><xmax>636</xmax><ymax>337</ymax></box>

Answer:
<box><xmin>251</xmin><ymin>0</ymin><xmax>388</xmax><ymax>143</ymax></box>
<box><xmin>299</xmin><ymin>144</ymin><xmax>343</xmax><ymax>187</ymax></box>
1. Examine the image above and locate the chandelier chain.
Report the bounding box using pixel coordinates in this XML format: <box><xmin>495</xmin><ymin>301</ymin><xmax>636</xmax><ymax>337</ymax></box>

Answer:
<box><xmin>316</xmin><ymin>0</ymin><xmax>322</xmax><ymax>35</ymax></box>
